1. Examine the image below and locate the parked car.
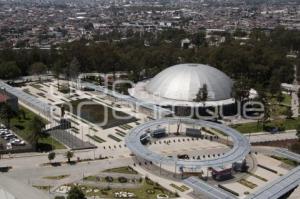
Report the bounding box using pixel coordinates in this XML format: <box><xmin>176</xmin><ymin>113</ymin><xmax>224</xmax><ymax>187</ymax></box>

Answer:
<box><xmin>10</xmin><ymin>139</ymin><xmax>25</xmax><ymax>146</ymax></box>
<box><xmin>4</xmin><ymin>134</ymin><xmax>16</xmax><ymax>140</ymax></box>
<box><xmin>1</xmin><ymin>132</ymin><xmax>11</xmax><ymax>138</ymax></box>
<box><xmin>0</xmin><ymin>126</ymin><xmax>26</xmax><ymax>147</ymax></box>
<box><xmin>0</xmin><ymin>131</ymin><xmax>8</xmax><ymax>136</ymax></box>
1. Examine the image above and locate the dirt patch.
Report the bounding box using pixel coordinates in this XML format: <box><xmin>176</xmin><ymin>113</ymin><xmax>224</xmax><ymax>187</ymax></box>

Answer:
<box><xmin>252</xmin><ymin>139</ymin><xmax>298</xmax><ymax>149</ymax></box>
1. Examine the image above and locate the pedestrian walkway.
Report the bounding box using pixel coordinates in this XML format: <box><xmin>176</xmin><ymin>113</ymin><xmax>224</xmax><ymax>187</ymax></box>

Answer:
<box><xmin>184</xmin><ymin>177</ymin><xmax>235</xmax><ymax>199</ymax></box>
<box><xmin>292</xmin><ymin>64</ymin><xmax>299</xmax><ymax>117</ymax></box>
<box><xmin>273</xmin><ymin>148</ymin><xmax>300</xmax><ymax>162</ymax></box>
<box><xmin>0</xmin><ymin>175</ymin><xmax>49</xmax><ymax>199</ymax></box>
<box><xmin>247</xmin><ymin>131</ymin><xmax>297</xmax><ymax>143</ymax></box>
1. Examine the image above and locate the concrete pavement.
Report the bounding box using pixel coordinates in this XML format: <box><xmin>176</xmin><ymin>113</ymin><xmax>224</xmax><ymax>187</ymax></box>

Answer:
<box><xmin>0</xmin><ymin>175</ymin><xmax>50</xmax><ymax>199</ymax></box>
<box><xmin>3</xmin><ymin>157</ymin><xmax>133</xmax><ymax>199</ymax></box>
<box><xmin>247</xmin><ymin>131</ymin><xmax>297</xmax><ymax>143</ymax></box>
<box><xmin>292</xmin><ymin>64</ymin><xmax>299</xmax><ymax>118</ymax></box>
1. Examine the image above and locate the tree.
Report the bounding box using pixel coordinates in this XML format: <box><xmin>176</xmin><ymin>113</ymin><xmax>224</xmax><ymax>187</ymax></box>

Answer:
<box><xmin>68</xmin><ymin>57</ymin><xmax>81</xmax><ymax>89</ymax></box>
<box><xmin>269</xmin><ymin>72</ymin><xmax>281</xmax><ymax>96</ymax></box>
<box><xmin>29</xmin><ymin>62</ymin><xmax>47</xmax><ymax>77</ymax></box>
<box><xmin>285</xmin><ymin>107</ymin><xmax>293</xmax><ymax>119</ymax></box>
<box><xmin>48</xmin><ymin>152</ymin><xmax>56</xmax><ymax>163</ymax></box>
<box><xmin>68</xmin><ymin>57</ymin><xmax>80</xmax><ymax>80</ymax></box>
<box><xmin>258</xmin><ymin>91</ymin><xmax>271</xmax><ymax>128</ymax></box>
<box><xmin>233</xmin><ymin>28</ymin><xmax>248</xmax><ymax>37</ymax></box>
<box><xmin>276</xmin><ymin>92</ymin><xmax>284</xmax><ymax>103</ymax></box>
<box><xmin>232</xmin><ymin>78</ymin><xmax>250</xmax><ymax>102</ymax></box>
<box><xmin>52</xmin><ymin>61</ymin><xmax>63</xmax><ymax>89</ymax></box>
<box><xmin>19</xmin><ymin>109</ymin><xmax>26</xmax><ymax>120</ymax></box>
<box><xmin>67</xmin><ymin>186</ymin><xmax>86</xmax><ymax>199</ymax></box>
<box><xmin>0</xmin><ymin>61</ymin><xmax>21</xmax><ymax>80</ymax></box>
<box><xmin>192</xmin><ymin>31</ymin><xmax>206</xmax><ymax>47</ymax></box>
<box><xmin>28</xmin><ymin>116</ymin><xmax>46</xmax><ymax>150</ymax></box>
<box><xmin>194</xmin><ymin>84</ymin><xmax>209</xmax><ymax>117</ymax></box>
<box><xmin>194</xmin><ymin>84</ymin><xmax>208</xmax><ymax>104</ymax></box>
<box><xmin>65</xmin><ymin>150</ymin><xmax>74</xmax><ymax>163</ymax></box>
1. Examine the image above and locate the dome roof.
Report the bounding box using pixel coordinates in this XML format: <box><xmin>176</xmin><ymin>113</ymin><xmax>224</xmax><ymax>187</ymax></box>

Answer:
<box><xmin>145</xmin><ymin>63</ymin><xmax>233</xmax><ymax>102</ymax></box>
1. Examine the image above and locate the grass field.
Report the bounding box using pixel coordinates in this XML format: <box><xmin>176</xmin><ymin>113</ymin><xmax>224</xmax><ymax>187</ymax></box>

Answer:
<box><xmin>33</xmin><ymin>185</ymin><xmax>52</xmax><ymax>191</ymax></box>
<box><xmin>282</xmin><ymin>94</ymin><xmax>292</xmax><ymax>106</ymax></box>
<box><xmin>231</xmin><ymin>117</ymin><xmax>300</xmax><ymax>134</ymax></box>
<box><xmin>43</xmin><ymin>175</ymin><xmax>70</xmax><ymax>180</ymax></box>
<box><xmin>271</xmin><ymin>156</ymin><xmax>299</xmax><ymax>167</ymax></box>
<box><xmin>238</xmin><ymin>179</ymin><xmax>257</xmax><ymax>189</ymax></box>
<box><xmin>77</xmin><ymin>177</ymin><xmax>177</xmax><ymax>199</ymax></box>
<box><xmin>103</xmin><ymin>166</ymin><xmax>138</xmax><ymax>175</ymax></box>
<box><xmin>8</xmin><ymin>106</ymin><xmax>65</xmax><ymax>150</ymax></box>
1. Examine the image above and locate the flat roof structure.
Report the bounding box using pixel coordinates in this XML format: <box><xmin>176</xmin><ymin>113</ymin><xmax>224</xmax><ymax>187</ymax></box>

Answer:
<box><xmin>125</xmin><ymin>118</ymin><xmax>251</xmax><ymax>169</ymax></box>
<box><xmin>246</xmin><ymin>166</ymin><xmax>300</xmax><ymax>199</ymax></box>
<box><xmin>273</xmin><ymin>148</ymin><xmax>300</xmax><ymax>162</ymax></box>
<box><xmin>184</xmin><ymin>177</ymin><xmax>235</xmax><ymax>199</ymax></box>
<box><xmin>183</xmin><ymin>149</ymin><xmax>300</xmax><ymax>199</ymax></box>
<box><xmin>0</xmin><ymin>81</ymin><xmax>52</xmax><ymax>116</ymax></box>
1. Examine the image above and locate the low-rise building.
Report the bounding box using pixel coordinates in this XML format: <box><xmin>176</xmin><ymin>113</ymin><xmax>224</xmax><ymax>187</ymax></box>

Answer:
<box><xmin>0</xmin><ymin>90</ymin><xmax>19</xmax><ymax>112</ymax></box>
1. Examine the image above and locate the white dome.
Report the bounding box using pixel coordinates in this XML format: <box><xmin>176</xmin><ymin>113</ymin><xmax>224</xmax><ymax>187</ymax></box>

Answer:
<box><xmin>145</xmin><ymin>63</ymin><xmax>233</xmax><ymax>102</ymax></box>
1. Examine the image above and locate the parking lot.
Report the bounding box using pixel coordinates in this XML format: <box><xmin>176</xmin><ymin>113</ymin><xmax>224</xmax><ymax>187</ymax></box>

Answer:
<box><xmin>0</xmin><ymin>124</ymin><xmax>26</xmax><ymax>151</ymax></box>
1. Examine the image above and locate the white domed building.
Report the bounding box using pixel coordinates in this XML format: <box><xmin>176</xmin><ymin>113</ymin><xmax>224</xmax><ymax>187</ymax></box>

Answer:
<box><xmin>129</xmin><ymin>64</ymin><xmax>235</xmax><ymax>110</ymax></box>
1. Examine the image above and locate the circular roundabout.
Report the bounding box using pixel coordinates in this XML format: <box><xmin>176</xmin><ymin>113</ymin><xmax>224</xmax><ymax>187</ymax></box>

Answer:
<box><xmin>125</xmin><ymin>118</ymin><xmax>251</xmax><ymax>169</ymax></box>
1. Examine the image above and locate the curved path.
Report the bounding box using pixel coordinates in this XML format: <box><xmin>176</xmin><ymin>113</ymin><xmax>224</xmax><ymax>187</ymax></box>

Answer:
<box><xmin>125</xmin><ymin>118</ymin><xmax>251</xmax><ymax>169</ymax></box>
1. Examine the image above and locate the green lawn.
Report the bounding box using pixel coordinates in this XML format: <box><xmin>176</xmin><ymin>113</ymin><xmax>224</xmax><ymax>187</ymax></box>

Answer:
<box><xmin>43</xmin><ymin>175</ymin><xmax>70</xmax><ymax>180</ymax></box>
<box><xmin>103</xmin><ymin>166</ymin><xmax>138</xmax><ymax>175</ymax></box>
<box><xmin>266</xmin><ymin>93</ymin><xmax>291</xmax><ymax>117</ymax></box>
<box><xmin>246</xmin><ymin>172</ymin><xmax>268</xmax><ymax>182</ymax></box>
<box><xmin>170</xmin><ymin>183</ymin><xmax>189</xmax><ymax>192</ymax></box>
<box><xmin>83</xmin><ymin>176</ymin><xmax>119</xmax><ymax>183</ymax></box>
<box><xmin>30</xmin><ymin>83</ymin><xmax>43</xmax><ymax>90</ymax></box>
<box><xmin>107</xmin><ymin>134</ymin><xmax>122</xmax><ymax>142</ymax></box>
<box><xmin>231</xmin><ymin>122</ymin><xmax>263</xmax><ymax>134</ymax></box>
<box><xmin>77</xmin><ymin>177</ymin><xmax>178</xmax><ymax>199</ymax></box>
<box><xmin>271</xmin><ymin>104</ymin><xmax>289</xmax><ymax>116</ymax></box>
<box><xmin>238</xmin><ymin>179</ymin><xmax>257</xmax><ymax>189</ymax></box>
<box><xmin>231</xmin><ymin>118</ymin><xmax>300</xmax><ymax>134</ymax></box>
<box><xmin>8</xmin><ymin>106</ymin><xmax>65</xmax><ymax>150</ymax></box>
<box><xmin>282</xmin><ymin>94</ymin><xmax>292</xmax><ymax>106</ymax></box>
<box><xmin>32</xmin><ymin>185</ymin><xmax>52</xmax><ymax>191</ymax></box>
<box><xmin>271</xmin><ymin>156</ymin><xmax>299</xmax><ymax>167</ymax></box>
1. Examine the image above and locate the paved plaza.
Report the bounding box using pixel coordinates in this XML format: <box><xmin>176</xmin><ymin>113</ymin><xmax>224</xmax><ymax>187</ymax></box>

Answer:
<box><xmin>0</xmin><ymin>78</ymin><xmax>299</xmax><ymax>199</ymax></box>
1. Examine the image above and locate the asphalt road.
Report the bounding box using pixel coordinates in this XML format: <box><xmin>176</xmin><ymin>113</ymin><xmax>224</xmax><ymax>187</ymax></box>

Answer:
<box><xmin>1</xmin><ymin>157</ymin><xmax>133</xmax><ymax>199</ymax></box>
<box><xmin>0</xmin><ymin>175</ymin><xmax>49</xmax><ymax>199</ymax></box>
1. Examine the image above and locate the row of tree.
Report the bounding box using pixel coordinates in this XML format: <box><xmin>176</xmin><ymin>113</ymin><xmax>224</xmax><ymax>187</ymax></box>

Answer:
<box><xmin>48</xmin><ymin>150</ymin><xmax>74</xmax><ymax>164</ymax></box>
<box><xmin>0</xmin><ymin>27</ymin><xmax>299</xmax><ymax>94</ymax></box>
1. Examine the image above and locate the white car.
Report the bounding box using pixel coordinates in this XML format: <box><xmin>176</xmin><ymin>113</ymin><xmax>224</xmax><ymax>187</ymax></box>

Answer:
<box><xmin>10</xmin><ymin>138</ymin><xmax>21</xmax><ymax>143</ymax></box>
<box><xmin>0</xmin><ymin>129</ymin><xmax>8</xmax><ymax>135</ymax></box>
<box><xmin>4</xmin><ymin>134</ymin><xmax>16</xmax><ymax>140</ymax></box>
<box><xmin>12</xmin><ymin>140</ymin><xmax>25</xmax><ymax>146</ymax></box>
<box><xmin>1</xmin><ymin>132</ymin><xmax>11</xmax><ymax>138</ymax></box>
